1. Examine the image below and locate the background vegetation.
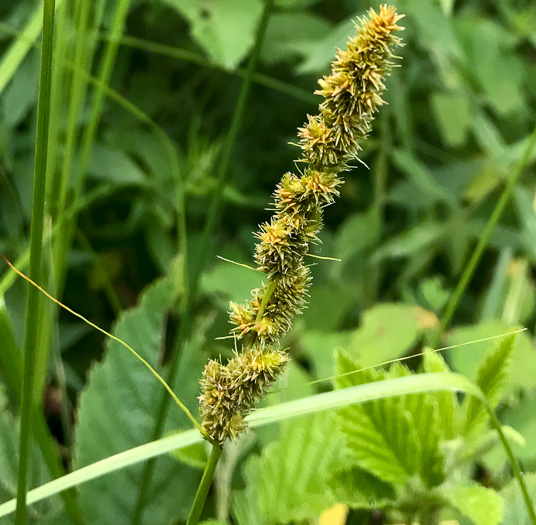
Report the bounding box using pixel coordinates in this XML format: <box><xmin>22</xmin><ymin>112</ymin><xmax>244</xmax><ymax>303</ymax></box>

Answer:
<box><xmin>1</xmin><ymin>0</ymin><xmax>536</xmax><ymax>523</ymax></box>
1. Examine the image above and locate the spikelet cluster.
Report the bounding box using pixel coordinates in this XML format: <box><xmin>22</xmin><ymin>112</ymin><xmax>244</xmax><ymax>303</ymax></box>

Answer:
<box><xmin>199</xmin><ymin>349</ymin><xmax>289</xmax><ymax>444</ymax></box>
<box><xmin>199</xmin><ymin>4</ymin><xmax>404</xmax><ymax>444</ymax></box>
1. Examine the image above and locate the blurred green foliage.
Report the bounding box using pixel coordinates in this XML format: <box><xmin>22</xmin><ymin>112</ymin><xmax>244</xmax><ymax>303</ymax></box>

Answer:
<box><xmin>1</xmin><ymin>0</ymin><xmax>536</xmax><ymax>523</ymax></box>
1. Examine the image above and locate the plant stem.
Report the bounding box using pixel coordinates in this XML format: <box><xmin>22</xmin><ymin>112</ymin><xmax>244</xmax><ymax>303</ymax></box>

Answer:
<box><xmin>186</xmin><ymin>444</ymin><xmax>223</xmax><ymax>525</ymax></box>
<box><xmin>15</xmin><ymin>0</ymin><xmax>56</xmax><ymax>523</ymax></box>
<box><xmin>487</xmin><ymin>408</ymin><xmax>536</xmax><ymax>525</ymax></box>
<box><xmin>131</xmin><ymin>1</ymin><xmax>274</xmax><ymax>522</ymax></box>
<box><xmin>432</xmin><ymin>126</ymin><xmax>536</xmax><ymax>348</ymax></box>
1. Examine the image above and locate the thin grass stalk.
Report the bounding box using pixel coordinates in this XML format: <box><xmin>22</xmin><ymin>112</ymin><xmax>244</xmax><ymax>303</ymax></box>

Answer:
<box><xmin>432</xmin><ymin>125</ymin><xmax>536</xmax><ymax>347</ymax></box>
<box><xmin>131</xmin><ymin>1</ymin><xmax>275</xmax><ymax>521</ymax></box>
<box><xmin>186</xmin><ymin>444</ymin><xmax>223</xmax><ymax>525</ymax></box>
<box><xmin>0</xmin><ymin>303</ymin><xmax>81</xmax><ymax>522</ymax></box>
<box><xmin>487</xmin><ymin>408</ymin><xmax>536</xmax><ymax>524</ymax></box>
<box><xmin>74</xmin><ymin>0</ymin><xmax>131</xmax><ymax>198</ymax></box>
<box><xmin>15</xmin><ymin>0</ymin><xmax>56</xmax><ymax>522</ymax></box>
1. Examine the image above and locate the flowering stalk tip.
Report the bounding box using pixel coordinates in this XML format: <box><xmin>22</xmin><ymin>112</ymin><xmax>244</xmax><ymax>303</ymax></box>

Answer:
<box><xmin>199</xmin><ymin>4</ymin><xmax>404</xmax><ymax>444</ymax></box>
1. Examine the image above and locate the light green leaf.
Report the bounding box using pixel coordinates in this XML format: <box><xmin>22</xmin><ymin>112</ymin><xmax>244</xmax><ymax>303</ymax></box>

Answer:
<box><xmin>461</xmin><ymin>335</ymin><xmax>515</xmax><ymax>438</ymax></box>
<box><xmin>88</xmin><ymin>144</ymin><xmax>147</xmax><ymax>186</ymax></box>
<box><xmin>444</xmin><ymin>484</ymin><xmax>503</xmax><ymax>525</ymax></box>
<box><xmin>74</xmin><ymin>278</ymin><xmax>201</xmax><ymax>525</ymax></box>
<box><xmin>170</xmin><ymin>441</ymin><xmax>207</xmax><ymax>470</ymax></box>
<box><xmin>201</xmin><ymin>260</ymin><xmax>263</xmax><ymax>309</ymax></box>
<box><xmin>500</xmin><ymin>473</ymin><xmax>536</xmax><ymax>524</ymax></box>
<box><xmin>329</xmin><ymin>467</ymin><xmax>396</xmax><ymax>509</ymax></box>
<box><xmin>346</xmin><ymin>303</ymin><xmax>437</xmax><ymax>367</ymax></box>
<box><xmin>297</xmin><ymin>18</ymin><xmax>355</xmax><ymax>74</ymax></box>
<box><xmin>335</xmin><ymin>208</ymin><xmax>380</xmax><ymax>261</ymax></box>
<box><xmin>448</xmin><ymin>321</ymin><xmax>536</xmax><ymax>393</ymax></box>
<box><xmin>261</xmin><ymin>12</ymin><xmax>331</xmax><ymax>65</ymax></box>
<box><xmin>404</xmin><ymin>389</ymin><xmax>445</xmax><ymax>487</ymax></box>
<box><xmin>422</xmin><ymin>351</ymin><xmax>458</xmax><ymax>439</ymax></box>
<box><xmin>371</xmin><ymin>222</ymin><xmax>445</xmax><ymax>262</ymax></box>
<box><xmin>163</xmin><ymin>0</ymin><xmax>263</xmax><ymax>70</ymax></box>
<box><xmin>234</xmin><ymin>412</ymin><xmax>343</xmax><ymax>524</ymax></box>
<box><xmin>391</xmin><ymin>149</ymin><xmax>456</xmax><ymax>205</ymax></box>
<box><xmin>335</xmin><ymin>353</ymin><xmax>420</xmax><ymax>485</ymax></box>
<box><xmin>431</xmin><ymin>91</ymin><xmax>472</xmax><ymax>147</ymax></box>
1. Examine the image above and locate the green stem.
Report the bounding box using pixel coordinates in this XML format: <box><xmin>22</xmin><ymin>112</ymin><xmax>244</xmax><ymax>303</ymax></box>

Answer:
<box><xmin>15</xmin><ymin>0</ymin><xmax>56</xmax><ymax>523</ymax></box>
<box><xmin>487</xmin><ymin>408</ymin><xmax>536</xmax><ymax>525</ymax></box>
<box><xmin>186</xmin><ymin>444</ymin><xmax>223</xmax><ymax>525</ymax></box>
<box><xmin>432</xmin><ymin>126</ymin><xmax>536</xmax><ymax>347</ymax></box>
<box><xmin>247</xmin><ymin>278</ymin><xmax>278</xmax><ymax>351</ymax></box>
<box><xmin>131</xmin><ymin>1</ymin><xmax>274</xmax><ymax>522</ymax></box>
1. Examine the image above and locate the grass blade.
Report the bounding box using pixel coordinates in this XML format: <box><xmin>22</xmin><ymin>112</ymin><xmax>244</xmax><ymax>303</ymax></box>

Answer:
<box><xmin>0</xmin><ymin>373</ymin><xmax>500</xmax><ymax>517</ymax></box>
<box><xmin>15</xmin><ymin>0</ymin><xmax>56</xmax><ymax>522</ymax></box>
<box><xmin>0</xmin><ymin>0</ymin><xmax>65</xmax><ymax>96</ymax></box>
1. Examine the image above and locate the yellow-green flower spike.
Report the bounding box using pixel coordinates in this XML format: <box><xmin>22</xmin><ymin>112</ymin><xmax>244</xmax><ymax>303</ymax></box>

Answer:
<box><xmin>200</xmin><ymin>4</ymin><xmax>404</xmax><ymax>444</ymax></box>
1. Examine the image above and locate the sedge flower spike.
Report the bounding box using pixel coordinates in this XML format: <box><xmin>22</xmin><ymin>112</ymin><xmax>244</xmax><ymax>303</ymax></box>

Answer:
<box><xmin>199</xmin><ymin>4</ymin><xmax>404</xmax><ymax>445</ymax></box>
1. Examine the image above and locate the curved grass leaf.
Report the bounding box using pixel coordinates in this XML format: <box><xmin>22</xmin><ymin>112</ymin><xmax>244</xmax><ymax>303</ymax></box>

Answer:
<box><xmin>0</xmin><ymin>371</ymin><xmax>485</xmax><ymax>519</ymax></box>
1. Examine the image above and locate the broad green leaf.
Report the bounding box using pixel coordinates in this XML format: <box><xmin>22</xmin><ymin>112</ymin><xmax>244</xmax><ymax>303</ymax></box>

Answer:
<box><xmin>170</xmin><ymin>441</ymin><xmax>207</xmax><ymax>469</ymax></box>
<box><xmin>201</xmin><ymin>260</ymin><xmax>263</xmax><ymax>310</ymax></box>
<box><xmin>302</xmin><ymin>282</ymin><xmax>355</xmax><ymax>332</ymax></box>
<box><xmin>500</xmin><ymin>473</ymin><xmax>536</xmax><ymax>525</ymax></box>
<box><xmin>461</xmin><ymin>335</ymin><xmax>515</xmax><ymax>438</ymax></box>
<box><xmin>371</xmin><ymin>222</ymin><xmax>445</xmax><ymax>262</ymax></box>
<box><xmin>443</xmin><ymin>484</ymin><xmax>503</xmax><ymax>525</ymax></box>
<box><xmin>404</xmin><ymin>389</ymin><xmax>445</xmax><ymax>487</ymax></box>
<box><xmin>334</xmin><ymin>208</ymin><xmax>380</xmax><ymax>261</ymax></box>
<box><xmin>88</xmin><ymin>144</ymin><xmax>147</xmax><ymax>186</ymax></box>
<box><xmin>458</xmin><ymin>19</ymin><xmax>524</xmax><ymax>116</ymax></box>
<box><xmin>297</xmin><ymin>18</ymin><xmax>355</xmax><ymax>74</ymax></box>
<box><xmin>346</xmin><ymin>303</ymin><xmax>437</xmax><ymax>367</ymax></box>
<box><xmin>300</xmin><ymin>329</ymin><xmax>352</xmax><ymax>382</ymax></box>
<box><xmin>422</xmin><ymin>351</ymin><xmax>458</xmax><ymax>439</ymax></box>
<box><xmin>417</xmin><ymin>276</ymin><xmax>450</xmax><ymax>312</ymax></box>
<box><xmin>431</xmin><ymin>91</ymin><xmax>471</xmax><ymax>147</ymax></box>
<box><xmin>329</xmin><ymin>467</ymin><xmax>396</xmax><ymax>509</ymax></box>
<box><xmin>448</xmin><ymin>321</ymin><xmax>536</xmax><ymax>393</ymax></box>
<box><xmin>74</xmin><ymin>278</ymin><xmax>201</xmax><ymax>525</ymax></box>
<box><xmin>335</xmin><ymin>353</ymin><xmax>420</xmax><ymax>485</ymax></box>
<box><xmin>261</xmin><ymin>12</ymin><xmax>331</xmax><ymax>65</ymax></box>
<box><xmin>391</xmin><ymin>149</ymin><xmax>456</xmax><ymax>206</ymax></box>
<box><xmin>234</xmin><ymin>412</ymin><xmax>343</xmax><ymax>524</ymax></box>
<box><xmin>163</xmin><ymin>0</ymin><xmax>263</xmax><ymax>70</ymax></box>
